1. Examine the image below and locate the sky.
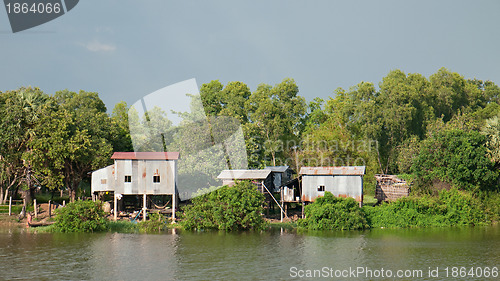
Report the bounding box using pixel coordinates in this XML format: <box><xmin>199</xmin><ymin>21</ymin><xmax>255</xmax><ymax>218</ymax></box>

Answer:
<box><xmin>1</xmin><ymin>0</ymin><xmax>499</xmax><ymax>111</ymax></box>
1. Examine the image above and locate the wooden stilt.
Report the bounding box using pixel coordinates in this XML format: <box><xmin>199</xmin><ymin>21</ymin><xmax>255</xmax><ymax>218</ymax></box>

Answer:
<box><xmin>172</xmin><ymin>193</ymin><xmax>176</xmax><ymax>221</ymax></box>
<box><xmin>113</xmin><ymin>194</ymin><xmax>117</xmax><ymax>221</ymax></box>
<box><xmin>8</xmin><ymin>196</ymin><xmax>12</xmax><ymax>216</ymax></box>
<box><xmin>280</xmin><ymin>189</ymin><xmax>283</xmax><ymax>223</ymax></box>
<box><xmin>48</xmin><ymin>200</ymin><xmax>51</xmax><ymax>218</ymax></box>
<box><xmin>34</xmin><ymin>199</ymin><xmax>37</xmax><ymax>218</ymax></box>
<box><xmin>143</xmin><ymin>194</ymin><xmax>147</xmax><ymax>222</ymax></box>
<box><xmin>301</xmin><ymin>202</ymin><xmax>304</xmax><ymax>219</ymax></box>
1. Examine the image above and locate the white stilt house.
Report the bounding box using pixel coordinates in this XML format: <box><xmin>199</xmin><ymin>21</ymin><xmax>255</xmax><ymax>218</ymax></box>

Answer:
<box><xmin>91</xmin><ymin>152</ymin><xmax>179</xmax><ymax>221</ymax></box>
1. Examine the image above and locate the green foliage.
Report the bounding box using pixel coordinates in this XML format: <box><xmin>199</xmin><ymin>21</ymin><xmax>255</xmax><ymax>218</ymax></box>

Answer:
<box><xmin>110</xmin><ymin>101</ymin><xmax>134</xmax><ymax>152</ymax></box>
<box><xmin>481</xmin><ymin>115</ymin><xmax>500</xmax><ymax>165</ymax></box>
<box><xmin>364</xmin><ymin>189</ymin><xmax>489</xmax><ymax>228</ymax></box>
<box><xmin>106</xmin><ymin>220</ymin><xmax>139</xmax><ymax>233</ymax></box>
<box><xmin>180</xmin><ymin>181</ymin><xmax>267</xmax><ymax>231</ymax></box>
<box><xmin>52</xmin><ymin>200</ymin><xmax>108</xmax><ymax>232</ymax></box>
<box><xmin>244</xmin><ymin>78</ymin><xmax>306</xmax><ymax>167</ymax></box>
<box><xmin>297</xmin><ymin>192</ymin><xmax>368</xmax><ymax>231</ymax></box>
<box><xmin>411</xmin><ymin>129</ymin><xmax>498</xmax><ymax>191</ymax></box>
<box><xmin>138</xmin><ymin>213</ymin><xmax>169</xmax><ymax>233</ymax></box>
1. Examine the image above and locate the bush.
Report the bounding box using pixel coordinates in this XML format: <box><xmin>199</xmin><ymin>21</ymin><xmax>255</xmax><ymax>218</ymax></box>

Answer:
<box><xmin>364</xmin><ymin>188</ymin><xmax>489</xmax><ymax>228</ymax></box>
<box><xmin>411</xmin><ymin>129</ymin><xmax>498</xmax><ymax>192</ymax></box>
<box><xmin>138</xmin><ymin>213</ymin><xmax>169</xmax><ymax>233</ymax></box>
<box><xmin>53</xmin><ymin>200</ymin><xmax>108</xmax><ymax>232</ymax></box>
<box><xmin>297</xmin><ymin>192</ymin><xmax>368</xmax><ymax>231</ymax></box>
<box><xmin>180</xmin><ymin>181</ymin><xmax>267</xmax><ymax>231</ymax></box>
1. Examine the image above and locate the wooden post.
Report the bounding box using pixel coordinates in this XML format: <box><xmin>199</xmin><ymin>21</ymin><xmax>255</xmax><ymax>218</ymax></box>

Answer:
<box><xmin>142</xmin><ymin>194</ymin><xmax>147</xmax><ymax>222</ymax></box>
<box><xmin>113</xmin><ymin>193</ymin><xmax>117</xmax><ymax>221</ymax></box>
<box><xmin>301</xmin><ymin>202</ymin><xmax>304</xmax><ymax>219</ymax></box>
<box><xmin>172</xmin><ymin>193</ymin><xmax>176</xmax><ymax>221</ymax></box>
<box><xmin>8</xmin><ymin>196</ymin><xmax>12</xmax><ymax>216</ymax></box>
<box><xmin>34</xmin><ymin>199</ymin><xmax>37</xmax><ymax>218</ymax></box>
<box><xmin>48</xmin><ymin>200</ymin><xmax>51</xmax><ymax>218</ymax></box>
<box><xmin>280</xmin><ymin>189</ymin><xmax>283</xmax><ymax>223</ymax></box>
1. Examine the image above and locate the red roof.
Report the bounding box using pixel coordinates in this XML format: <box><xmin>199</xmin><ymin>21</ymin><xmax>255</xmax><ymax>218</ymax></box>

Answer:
<box><xmin>111</xmin><ymin>152</ymin><xmax>180</xmax><ymax>160</ymax></box>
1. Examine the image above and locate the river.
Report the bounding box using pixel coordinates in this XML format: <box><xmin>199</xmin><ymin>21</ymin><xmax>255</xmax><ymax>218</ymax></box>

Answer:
<box><xmin>0</xmin><ymin>225</ymin><xmax>499</xmax><ymax>280</ymax></box>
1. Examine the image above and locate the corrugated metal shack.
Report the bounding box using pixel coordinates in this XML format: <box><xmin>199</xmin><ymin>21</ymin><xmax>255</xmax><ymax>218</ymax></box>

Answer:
<box><xmin>264</xmin><ymin>166</ymin><xmax>295</xmax><ymax>192</ymax></box>
<box><xmin>91</xmin><ymin>152</ymin><xmax>179</xmax><ymax>221</ymax></box>
<box><xmin>300</xmin><ymin>166</ymin><xmax>365</xmax><ymax>205</ymax></box>
<box><xmin>217</xmin><ymin>169</ymin><xmax>273</xmax><ymax>193</ymax></box>
<box><xmin>375</xmin><ymin>174</ymin><xmax>410</xmax><ymax>202</ymax></box>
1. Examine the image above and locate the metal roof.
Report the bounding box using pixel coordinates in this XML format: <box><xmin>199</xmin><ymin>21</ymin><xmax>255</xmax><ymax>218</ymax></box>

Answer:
<box><xmin>299</xmin><ymin>166</ymin><xmax>366</xmax><ymax>176</ymax></box>
<box><xmin>111</xmin><ymin>152</ymin><xmax>180</xmax><ymax>160</ymax></box>
<box><xmin>217</xmin><ymin>169</ymin><xmax>272</xmax><ymax>180</ymax></box>
<box><xmin>264</xmin><ymin>166</ymin><xmax>294</xmax><ymax>173</ymax></box>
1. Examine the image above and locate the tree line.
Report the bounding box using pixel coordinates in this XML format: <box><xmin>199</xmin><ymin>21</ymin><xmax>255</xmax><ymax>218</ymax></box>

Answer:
<box><xmin>2</xmin><ymin>67</ymin><xmax>500</xmax><ymax>206</ymax></box>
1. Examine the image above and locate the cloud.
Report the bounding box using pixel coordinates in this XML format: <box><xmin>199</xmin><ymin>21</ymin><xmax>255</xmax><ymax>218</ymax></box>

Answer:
<box><xmin>84</xmin><ymin>40</ymin><xmax>116</xmax><ymax>52</ymax></box>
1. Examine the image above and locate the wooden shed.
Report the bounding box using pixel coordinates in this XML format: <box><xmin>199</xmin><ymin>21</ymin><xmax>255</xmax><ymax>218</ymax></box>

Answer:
<box><xmin>375</xmin><ymin>174</ymin><xmax>410</xmax><ymax>202</ymax></box>
<box><xmin>264</xmin><ymin>166</ymin><xmax>296</xmax><ymax>192</ymax></box>
<box><xmin>299</xmin><ymin>166</ymin><xmax>365</xmax><ymax>205</ymax></box>
<box><xmin>91</xmin><ymin>152</ymin><xmax>179</xmax><ymax>221</ymax></box>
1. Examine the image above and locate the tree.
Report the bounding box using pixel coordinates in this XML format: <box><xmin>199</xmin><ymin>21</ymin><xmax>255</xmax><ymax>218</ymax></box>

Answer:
<box><xmin>200</xmin><ymin>80</ymin><xmax>251</xmax><ymax>123</ymax></box>
<box><xmin>28</xmin><ymin>90</ymin><xmax>114</xmax><ymax>202</ymax></box>
<box><xmin>411</xmin><ymin>129</ymin><xmax>498</xmax><ymax>192</ymax></box>
<box><xmin>110</xmin><ymin>101</ymin><xmax>133</xmax><ymax>152</ymax></box>
<box><xmin>244</xmin><ymin>78</ymin><xmax>306</xmax><ymax>167</ymax></box>
<box><xmin>0</xmin><ymin>88</ymin><xmax>48</xmax><ymax>206</ymax></box>
<box><xmin>481</xmin><ymin>116</ymin><xmax>500</xmax><ymax>166</ymax></box>
<box><xmin>429</xmin><ymin>68</ymin><xmax>470</xmax><ymax>122</ymax></box>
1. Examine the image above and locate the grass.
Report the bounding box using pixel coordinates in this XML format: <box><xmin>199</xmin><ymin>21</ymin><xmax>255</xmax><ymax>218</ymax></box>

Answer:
<box><xmin>363</xmin><ymin>194</ymin><xmax>378</xmax><ymax>206</ymax></box>
<box><xmin>269</xmin><ymin>221</ymin><xmax>297</xmax><ymax>230</ymax></box>
<box><xmin>0</xmin><ymin>204</ymin><xmax>33</xmax><ymax>214</ymax></box>
<box><xmin>106</xmin><ymin>220</ymin><xmax>139</xmax><ymax>233</ymax></box>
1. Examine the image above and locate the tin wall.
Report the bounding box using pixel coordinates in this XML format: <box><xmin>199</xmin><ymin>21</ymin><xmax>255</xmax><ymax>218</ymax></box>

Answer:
<box><xmin>302</xmin><ymin>175</ymin><xmax>363</xmax><ymax>202</ymax></box>
<box><xmin>113</xmin><ymin>159</ymin><xmax>176</xmax><ymax>195</ymax></box>
<box><xmin>91</xmin><ymin>165</ymin><xmax>115</xmax><ymax>193</ymax></box>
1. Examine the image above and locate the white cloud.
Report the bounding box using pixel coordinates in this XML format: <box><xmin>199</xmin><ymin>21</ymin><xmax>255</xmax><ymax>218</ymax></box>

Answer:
<box><xmin>84</xmin><ymin>40</ymin><xmax>116</xmax><ymax>52</ymax></box>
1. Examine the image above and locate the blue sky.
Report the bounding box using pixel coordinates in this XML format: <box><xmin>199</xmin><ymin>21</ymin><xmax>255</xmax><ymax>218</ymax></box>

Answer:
<box><xmin>1</xmin><ymin>0</ymin><xmax>499</xmax><ymax>110</ymax></box>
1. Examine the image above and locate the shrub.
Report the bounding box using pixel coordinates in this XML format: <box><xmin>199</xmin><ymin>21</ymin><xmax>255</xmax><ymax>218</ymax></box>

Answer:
<box><xmin>364</xmin><ymin>188</ymin><xmax>489</xmax><ymax>228</ymax></box>
<box><xmin>297</xmin><ymin>192</ymin><xmax>368</xmax><ymax>231</ymax></box>
<box><xmin>411</xmin><ymin>129</ymin><xmax>498</xmax><ymax>192</ymax></box>
<box><xmin>138</xmin><ymin>213</ymin><xmax>169</xmax><ymax>233</ymax></box>
<box><xmin>180</xmin><ymin>181</ymin><xmax>267</xmax><ymax>231</ymax></box>
<box><xmin>53</xmin><ymin>200</ymin><xmax>108</xmax><ymax>232</ymax></box>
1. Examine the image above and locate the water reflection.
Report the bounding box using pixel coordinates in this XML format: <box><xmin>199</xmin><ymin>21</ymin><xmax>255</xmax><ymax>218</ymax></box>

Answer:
<box><xmin>0</xmin><ymin>226</ymin><xmax>499</xmax><ymax>280</ymax></box>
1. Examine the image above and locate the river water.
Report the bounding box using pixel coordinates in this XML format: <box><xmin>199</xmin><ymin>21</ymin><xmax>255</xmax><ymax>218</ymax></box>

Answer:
<box><xmin>0</xmin><ymin>225</ymin><xmax>499</xmax><ymax>280</ymax></box>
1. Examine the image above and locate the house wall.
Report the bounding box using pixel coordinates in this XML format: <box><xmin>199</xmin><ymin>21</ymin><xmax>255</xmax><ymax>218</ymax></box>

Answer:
<box><xmin>107</xmin><ymin>159</ymin><xmax>176</xmax><ymax>195</ymax></box>
<box><xmin>302</xmin><ymin>175</ymin><xmax>363</xmax><ymax>202</ymax></box>
<box><xmin>91</xmin><ymin>165</ymin><xmax>115</xmax><ymax>192</ymax></box>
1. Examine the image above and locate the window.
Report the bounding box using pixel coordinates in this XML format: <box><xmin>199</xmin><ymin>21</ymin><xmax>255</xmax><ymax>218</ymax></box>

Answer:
<box><xmin>101</xmin><ymin>179</ymin><xmax>107</xmax><ymax>184</ymax></box>
<box><xmin>318</xmin><ymin>185</ymin><xmax>325</xmax><ymax>192</ymax></box>
<box><xmin>124</xmin><ymin>175</ymin><xmax>131</xmax><ymax>183</ymax></box>
<box><xmin>153</xmin><ymin>175</ymin><xmax>160</xmax><ymax>183</ymax></box>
